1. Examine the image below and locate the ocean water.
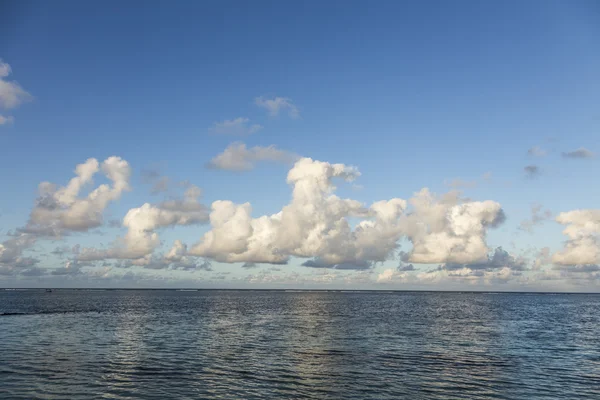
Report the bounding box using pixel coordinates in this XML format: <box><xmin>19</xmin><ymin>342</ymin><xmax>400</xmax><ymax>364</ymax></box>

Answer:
<box><xmin>1</xmin><ymin>290</ymin><xmax>599</xmax><ymax>399</ymax></box>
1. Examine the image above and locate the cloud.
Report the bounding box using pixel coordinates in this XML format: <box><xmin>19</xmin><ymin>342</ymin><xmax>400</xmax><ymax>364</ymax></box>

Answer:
<box><xmin>552</xmin><ymin>209</ymin><xmax>600</xmax><ymax>266</ymax></box>
<box><xmin>301</xmin><ymin>258</ymin><xmax>372</xmax><ymax>270</ymax></box>
<box><xmin>418</xmin><ymin>265</ymin><xmax>520</xmax><ymax>285</ymax></box>
<box><xmin>255</xmin><ymin>96</ymin><xmax>299</xmax><ymax>118</ymax></box>
<box><xmin>141</xmin><ymin>169</ymin><xmax>171</xmax><ymax>194</ymax></box>
<box><xmin>51</xmin><ymin>245</ymin><xmax>72</xmax><ymax>257</ymax></box>
<box><xmin>532</xmin><ymin>247</ymin><xmax>551</xmax><ymax>271</ymax></box>
<box><xmin>108</xmin><ymin>240</ymin><xmax>214</xmax><ymax>272</ymax></box>
<box><xmin>79</xmin><ymin>185</ymin><xmax>208</xmax><ymax>261</ymax></box>
<box><xmin>402</xmin><ymin>189</ymin><xmax>505</xmax><ymax>265</ymax></box>
<box><xmin>562</xmin><ymin>147</ymin><xmax>595</xmax><ymax>159</ymax></box>
<box><xmin>208</xmin><ymin>117</ymin><xmax>263</xmax><ymax>136</ymax></box>
<box><xmin>377</xmin><ymin>268</ymin><xmax>408</xmax><ymax>283</ymax></box>
<box><xmin>191</xmin><ymin>158</ymin><xmax>504</xmax><ymax>269</ymax></box>
<box><xmin>20</xmin><ymin>267</ymin><xmax>47</xmax><ymax>277</ymax></box>
<box><xmin>0</xmin><ymin>234</ymin><xmax>39</xmax><ymax>274</ymax></box>
<box><xmin>241</xmin><ymin>262</ymin><xmax>259</xmax><ymax>269</ymax></box>
<box><xmin>0</xmin><ymin>60</ymin><xmax>32</xmax><ymax>111</ymax></box>
<box><xmin>20</xmin><ymin>157</ymin><xmax>131</xmax><ymax>237</ymax></box>
<box><xmin>191</xmin><ymin>157</ymin><xmax>375</xmax><ymax>265</ymax></box>
<box><xmin>51</xmin><ymin>259</ymin><xmax>86</xmax><ymax>276</ymax></box>
<box><xmin>378</xmin><ymin>248</ymin><xmax>526</xmax><ymax>286</ymax></box>
<box><xmin>524</xmin><ymin>165</ymin><xmax>540</xmax><ymax>179</ymax></box>
<box><xmin>527</xmin><ymin>146</ymin><xmax>547</xmax><ymax>157</ymax></box>
<box><xmin>444</xmin><ymin>247</ymin><xmax>527</xmax><ymax>272</ymax></box>
<box><xmin>519</xmin><ymin>203</ymin><xmax>552</xmax><ymax>233</ymax></box>
<box><xmin>398</xmin><ymin>263</ymin><xmax>415</xmax><ymax>271</ymax></box>
<box><xmin>207</xmin><ymin>142</ymin><xmax>299</xmax><ymax>171</ymax></box>
<box><xmin>0</xmin><ymin>115</ymin><xmax>14</xmax><ymax>125</ymax></box>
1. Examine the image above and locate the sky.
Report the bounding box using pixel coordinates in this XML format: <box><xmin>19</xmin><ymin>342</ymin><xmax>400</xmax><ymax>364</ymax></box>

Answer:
<box><xmin>0</xmin><ymin>0</ymin><xmax>599</xmax><ymax>290</ymax></box>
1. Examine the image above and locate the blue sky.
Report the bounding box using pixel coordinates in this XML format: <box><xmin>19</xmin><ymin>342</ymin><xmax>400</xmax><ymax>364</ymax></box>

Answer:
<box><xmin>0</xmin><ymin>0</ymin><xmax>599</xmax><ymax>289</ymax></box>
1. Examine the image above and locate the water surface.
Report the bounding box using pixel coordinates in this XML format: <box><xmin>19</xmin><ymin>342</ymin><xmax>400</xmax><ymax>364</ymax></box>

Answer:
<box><xmin>1</xmin><ymin>290</ymin><xmax>599</xmax><ymax>399</ymax></box>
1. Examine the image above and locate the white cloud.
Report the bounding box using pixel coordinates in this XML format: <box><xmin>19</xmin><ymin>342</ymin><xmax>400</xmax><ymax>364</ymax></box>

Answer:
<box><xmin>0</xmin><ymin>60</ymin><xmax>32</xmax><ymax>111</ymax></box>
<box><xmin>0</xmin><ymin>115</ymin><xmax>14</xmax><ymax>125</ymax></box>
<box><xmin>21</xmin><ymin>157</ymin><xmax>131</xmax><ymax>237</ymax></box>
<box><xmin>377</xmin><ymin>268</ymin><xmax>409</xmax><ymax>283</ymax></box>
<box><xmin>208</xmin><ymin>117</ymin><xmax>263</xmax><ymax>136</ymax></box>
<box><xmin>0</xmin><ymin>62</ymin><xmax>11</xmax><ymax>78</ymax></box>
<box><xmin>191</xmin><ymin>158</ymin><xmax>505</xmax><ymax>269</ymax></box>
<box><xmin>207</xmin><ymin>142</ymin><xmax>299</xmax><ymax>171</ymax></box>
<box><xmin>255</xmin><ymin>96</ymin><xmax>299</xmax><ymax>118</ymax></box>
<box><xmin>562</xmin><ymin>147</ymin><xmax>595</xmax><ymax>159</ymax></box>
<box><xmin>79</xmin><ymin>185</ymin><xmax>208</xmax><ymax>261</ymax></box>
<box><xmin>0</xmin><ymin>157</ymin><xmax>131</xmax><ymax>276</ymax></box>
<box><xmin>552</xmin><ymin>209</ymin><xmax>600</xmax><ymax>266</ymax></box>
<box><xmin>402</xmin><ymin>189</ymin><xmax>505</xmax><ymax>265</ymax></box>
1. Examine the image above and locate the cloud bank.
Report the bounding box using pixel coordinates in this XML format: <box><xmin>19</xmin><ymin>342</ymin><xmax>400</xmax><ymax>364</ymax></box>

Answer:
<box><xmin>2</xmin><ymin>149</ymin><xmax>598</xmax><ymax>290</ymax></box>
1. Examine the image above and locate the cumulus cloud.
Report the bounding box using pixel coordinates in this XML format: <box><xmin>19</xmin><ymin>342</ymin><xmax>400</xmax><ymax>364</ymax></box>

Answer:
<box><xmin>207</xmin><ymin>142</ymin><xmax>299</xmax><ymax>171</ymax></box>
<box><xmin>255</xmin><ymin>96</ymin><xmax>299</xmax><ymax>118</ymax></box>
<box><xmin>527</xmin><ymin>146</ymin><xmax>547</xmax><ymax>157</ymax></box>
<box><xmin>106</xmin><ymin>239</ymin><xmax>213</xmax><ymax>272</ymax></box>
<box><xmin>1</xmin><ymin>154</ymin><xmax>519</xmax><ymax>285</ymax></box>
<box><xmin>208</xmin><ymin>117</ymin><xmax>263</xmax><ymax>136</ymax></box>
<box><xmin>191</xmin><ymin>158</ymin><xmax>505</xmax><ymax>269</ymax></box>
<box><xmin>0</xmin><ymin>234</ymin><xmax>39</xmax><ymax>274</ymax></box>
<box><xmin>552</xmin><ymin>209</ymin><xmax>600</xmax><ymax>266</ymax></box>
<box><xmin>524</xmin><ymin>165</ymin><xmax>540</xmax><ymax>179</ymax></box>
<box><xmin>20</xmin><ymin>157</ymin><xmax>131</xmax><ymax>237</ymax></box>
<box><xmin>192</xmin><ymin>158</ymin><xmax>377</xmax><ymax>265</ymax></box>
<box><xmin>0</xmin><ymin>59</ymin><xmax>32</xmax><ymax>111</ymax></box>
<box><xmin>519</xmin><ymin>203</ymin><xmax>552</xmax><ymax>233</ymax></box>
<box><xmin>79</xmin><ymin>185</ymin><xmax>208</xmax><ymax>261</ymax></box>
<box><xmin>562</xmin><ymin>147</ymin><xmax>595</xmax><ymax>159</ymax></box>
<box><xmin>402</xmin><ymin>189</ymin><xmax>505</xmax><ymax>265</ymax></box>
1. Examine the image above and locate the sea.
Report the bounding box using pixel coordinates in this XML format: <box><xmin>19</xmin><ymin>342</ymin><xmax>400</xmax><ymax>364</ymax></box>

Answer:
<box><xmin>1</xmin><ymin>289</ymin><xmax>599</xmax><ymax>399</ymax></box>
